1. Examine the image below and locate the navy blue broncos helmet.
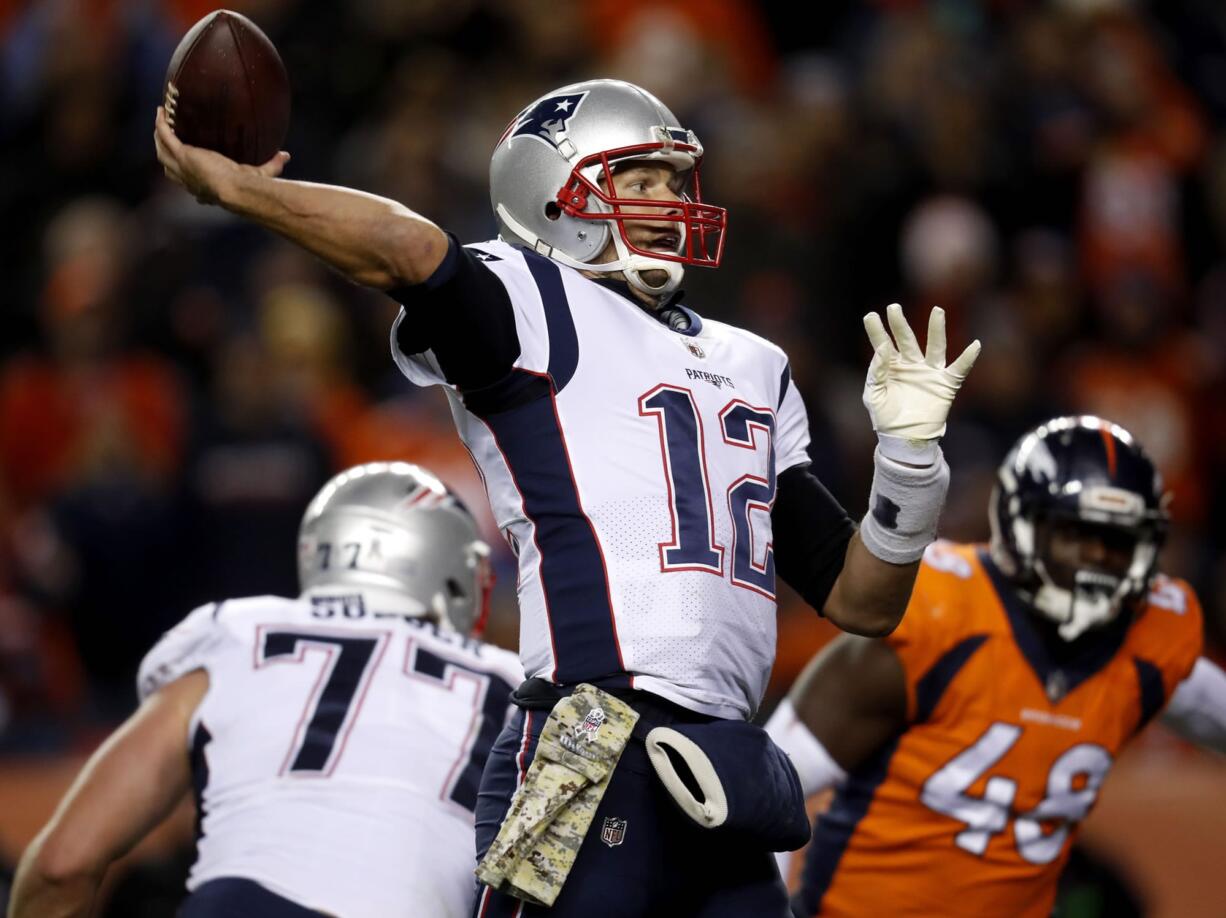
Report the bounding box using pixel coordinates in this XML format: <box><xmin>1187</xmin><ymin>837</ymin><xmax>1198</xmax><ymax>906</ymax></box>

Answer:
<box><xmin>989</xmin><ymin>416</ymin><xmax>1169</xmax><ymax>640</ymax></box>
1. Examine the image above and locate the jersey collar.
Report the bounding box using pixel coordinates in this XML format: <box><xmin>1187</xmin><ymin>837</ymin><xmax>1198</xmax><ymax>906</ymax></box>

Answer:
<box><xmin>591</xmin><ymin>277</ymin><xmax>704</xmax><ymax>337</ymax></box>
<box><xmin>978</xmin><ymin>548</ymin><xmax>1132</xmax><ymax>703</ymax></box>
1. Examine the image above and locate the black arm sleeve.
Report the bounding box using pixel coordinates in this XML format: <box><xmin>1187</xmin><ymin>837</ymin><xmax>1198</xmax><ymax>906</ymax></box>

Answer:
<box><xmin>773</xmin><ymin>464</ymin><xmax>857</xmax><ymax>615</ymax></box>
<box><xmin>388</xmin><ymin>234</ymin><xmax>520</xmax><ymax>390</ymax></box>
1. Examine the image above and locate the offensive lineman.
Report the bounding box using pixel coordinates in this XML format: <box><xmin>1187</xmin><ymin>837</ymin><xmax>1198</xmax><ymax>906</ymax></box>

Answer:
<box><xmin>766</xmin><ymin>417</ymin><xmax>1226</xmax><ymax>917</ymax></box>
<box><xmin>153</xmin><ymin>79</ymin><xmax>980</xmax><ymax>915</ymax></box>
<box><xmin>10</xmin><ymin>462</ymin><xmax>523</xmax><ymax>918</ymax></box>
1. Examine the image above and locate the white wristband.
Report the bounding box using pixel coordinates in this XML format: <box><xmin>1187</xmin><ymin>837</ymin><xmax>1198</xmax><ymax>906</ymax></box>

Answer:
<box><xmin>858</xmin><ymin>435</ymin><xmax>949</xmax><ymax>564</ymax></box>
<box><xmin>764</xmin><ymin>698</ymin><xmax>847</xmax><ymax>798</ymax></box>
<box><xmin>764</xmin><ymin>698</ymin><xmax>847</xmax><ymax>888</ymax></box>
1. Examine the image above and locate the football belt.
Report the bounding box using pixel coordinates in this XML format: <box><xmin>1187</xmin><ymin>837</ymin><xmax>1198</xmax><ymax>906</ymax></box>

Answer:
<box><xmin>475</xmin><ymin>684</ymin><xmax>639</xmax><ymax>906</ymax></box>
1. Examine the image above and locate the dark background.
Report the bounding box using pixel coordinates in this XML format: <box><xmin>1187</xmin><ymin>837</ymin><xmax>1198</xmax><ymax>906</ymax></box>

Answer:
<box><xmin>0</xmin><ymin>1</ymin><xmax>1224</xmax><ymax>913</ymax></box>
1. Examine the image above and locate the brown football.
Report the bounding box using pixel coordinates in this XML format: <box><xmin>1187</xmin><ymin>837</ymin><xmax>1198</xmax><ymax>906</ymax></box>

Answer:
<box><xmin>163</xmin><ymin>10</ymin><xmax>290</xmax><ymax>165</ymax></box>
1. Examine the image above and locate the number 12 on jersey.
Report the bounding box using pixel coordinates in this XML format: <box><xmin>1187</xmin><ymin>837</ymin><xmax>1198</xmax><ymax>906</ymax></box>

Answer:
<box><xmin>639</xmin><ymin>385</ymin><xmax>777</xmax><ymax>598</ymax></box>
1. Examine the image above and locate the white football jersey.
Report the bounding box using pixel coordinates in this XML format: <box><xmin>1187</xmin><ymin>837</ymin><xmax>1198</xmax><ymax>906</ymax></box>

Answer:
<box><xmin>391</xmin><ymin>240</ymin><xmax>812</xmax><ymax>719</ymax></box>
<box><xmin>138</xmin><ymin>594</ymin><xmax>523</xmax><ymax>918</ymax></box>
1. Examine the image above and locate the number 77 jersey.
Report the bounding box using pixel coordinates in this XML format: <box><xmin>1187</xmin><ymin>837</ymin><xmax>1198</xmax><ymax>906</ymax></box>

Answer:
<box><xmin>392</xmin><ymin>240</ymin><xmax>815</xmax><ymax>720</ymax></box>
<box><xmin>797</xmin><ymin>541</ymin><xmax>1203</xmax><ymax>918</ymax></box>
<box><xmin>137</xmin><ymin>595</ymin><xmax>524</xmax><ymax>918</ymax></box>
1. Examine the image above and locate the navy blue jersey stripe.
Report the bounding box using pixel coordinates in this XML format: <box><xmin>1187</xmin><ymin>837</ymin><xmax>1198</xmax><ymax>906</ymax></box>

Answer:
<box><xmin>799</xmin><ymin>635</ymin><xmax>987</xmax><ymax>912</ymax></box>
<box><xmin>481</xmin><ymin>375</ymin><xmax>628</xmax><ymax>687</ymax></box>
<box><xmin>915</xmin><ymin>634</ymin><xmax>989</xmax><ymax>722</ymax></box>
<box><xmin>189</xmin><ymin>721</ymin><xmax>212</xmax><ymax>846</ymax></box>
<box><xmin>410</xmin><ymin>644</ymin><xmax>516</xmax><ymax>812</ymax></box>
<box><xmin>797</xmin><ymin>736</ymin><xmax>901</xmax><ymax>916</ymax></box>
<box><xmin>521</xmin><ymin>249</ymin><xmax>579</xmax><ymax>391</ymax></box>
<box><xmin>778</xmin><ymin>363</ymin><xmax>792</xmax><ymax>409</ymax></box>
<box><xmin>1133</xmin><ymin>656</ymin><xmax>1166</xmax><ymax>731</ymax></box>
<box><xmin>182</xmin><ymin>878</ymin><xmax>324</xmax><ymax>917</ymax></box>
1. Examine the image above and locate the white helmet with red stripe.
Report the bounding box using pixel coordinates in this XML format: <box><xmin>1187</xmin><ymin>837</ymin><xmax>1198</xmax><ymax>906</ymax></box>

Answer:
<box><xmin>297</xmin><ymin>462</ymin><xmax>492</xmax><ymax>635</ymax></box>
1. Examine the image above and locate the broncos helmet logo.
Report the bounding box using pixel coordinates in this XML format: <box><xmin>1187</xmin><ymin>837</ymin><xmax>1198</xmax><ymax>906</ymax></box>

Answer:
<box><xmin>499</xmin><ymin>92</ymin><xmax>589</xmax><ymax>148</ymax></box>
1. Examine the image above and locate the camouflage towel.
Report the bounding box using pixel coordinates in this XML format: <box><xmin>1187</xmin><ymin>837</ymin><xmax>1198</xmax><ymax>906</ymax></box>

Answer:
<box><xmin>475</xmin><ymin>683</ymin><xmax>639</xmax><ymax>906</ymax></box>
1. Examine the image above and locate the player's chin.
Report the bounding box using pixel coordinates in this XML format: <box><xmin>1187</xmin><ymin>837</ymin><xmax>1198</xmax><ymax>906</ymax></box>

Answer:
<box><xmin>638</xmin><ymin>268</ymin><xmax>671</xmax><ymax>290</ymax></box>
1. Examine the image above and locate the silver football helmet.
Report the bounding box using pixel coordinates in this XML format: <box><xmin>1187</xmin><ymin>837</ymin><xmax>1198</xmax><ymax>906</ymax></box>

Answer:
<box><xmin>490</xmin><ymin>78</ymin><xmax>726</xmax><ymax>297</ymax></box>
<box><xmin>297</xmin><ymin>462</ymin><xmax>492</xmax><ymax>635</ymax></box>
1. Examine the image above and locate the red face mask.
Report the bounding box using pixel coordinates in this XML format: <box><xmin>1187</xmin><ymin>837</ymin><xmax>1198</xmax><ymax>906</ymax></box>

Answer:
<box><xmin>553</xmin><ymin>141</ymin><xmax>728</xmax><ymax>269</ymax></box>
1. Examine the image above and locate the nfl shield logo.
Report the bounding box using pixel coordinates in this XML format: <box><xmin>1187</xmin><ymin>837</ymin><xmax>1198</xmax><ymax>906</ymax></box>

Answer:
<box><xmin>575</xmin><ymin>706</ymin><xmax>605</xmax><ymax>742</ymax></box>
<box><xmin>687</xmin><ymin>342</ymin><xmax>705</xmax><ymax>359</ymax></box>
<box><xmin>600</xmin><ymin>817</ymin><xmax>627</xmax><ymax>847</ymax></box>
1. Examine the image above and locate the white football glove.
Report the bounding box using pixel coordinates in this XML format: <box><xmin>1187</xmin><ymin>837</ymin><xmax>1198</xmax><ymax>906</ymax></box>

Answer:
<box><xmin>862</xmin><ymin>303</ymin><xmax>980</xmax><ymax>445</ymax></box>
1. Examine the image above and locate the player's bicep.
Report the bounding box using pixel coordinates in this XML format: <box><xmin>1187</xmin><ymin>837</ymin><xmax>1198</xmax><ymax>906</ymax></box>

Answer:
<box><xmin>35</xmin><ymin>669</ymin><xmax>207</xmax><ymax>875</ymax></box>
<box><xmin>787</xmin><ymin>634</ymin><xmax>907</xmax><ymax>771</ymax></box>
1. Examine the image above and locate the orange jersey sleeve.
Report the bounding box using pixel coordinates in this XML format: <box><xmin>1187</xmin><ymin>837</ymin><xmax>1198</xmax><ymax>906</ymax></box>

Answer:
<box><xmin>886</xmin><ymin>540</ymin><xmax>999</xmax><ymax>724</ymax></box>
<box><xmin>1123</xmin><ymin>574</ymin><xmax>1204</xmax><ymax>730</ymax></box>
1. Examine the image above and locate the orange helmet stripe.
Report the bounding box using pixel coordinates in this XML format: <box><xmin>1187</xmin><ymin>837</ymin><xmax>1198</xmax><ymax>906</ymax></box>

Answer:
<box><xmin>1099</xmin><ymin>425</ymin><xmax>1118</xmax><ymax>479</ymax></box>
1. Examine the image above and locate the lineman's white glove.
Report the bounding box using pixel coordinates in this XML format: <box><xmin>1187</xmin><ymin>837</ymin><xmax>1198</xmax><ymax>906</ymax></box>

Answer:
<box><xmin>857</xmin><ymin>304</ymin><xmax>980</xmax><ymax>564</ymax></box>
<box><xmin>862</xmin><ymin>303</ymin><xmax>980</xmax><ymax>447</ymax></box>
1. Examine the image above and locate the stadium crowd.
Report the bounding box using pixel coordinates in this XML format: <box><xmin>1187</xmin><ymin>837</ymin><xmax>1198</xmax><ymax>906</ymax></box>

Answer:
<box><xmin>0</xmin><ymin>0</ymin><xmax>1223</xmax><ymax>806</ymax></box>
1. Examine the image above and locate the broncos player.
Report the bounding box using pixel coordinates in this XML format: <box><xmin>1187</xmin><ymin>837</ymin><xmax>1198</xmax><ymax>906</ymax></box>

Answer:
<box><xmin>766</xmin><ymin>417</ymin><xmax>1226</xmax><ymax>918</ymax></box>
<box><xmin>153</xmin><ymin>79</ymin><xmax>979</xmax><ymax>915</ymax></box>
<box><xmin>10</xmin><ymin>463</ymin><xmax>523</xmax><ymax>918</ymax></box>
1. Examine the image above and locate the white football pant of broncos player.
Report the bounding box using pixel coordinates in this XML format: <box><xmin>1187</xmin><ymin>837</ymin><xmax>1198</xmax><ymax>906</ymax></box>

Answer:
<box><xmin>10</xmin><ymin>463</ymin><xmax>523</xmax><ymax>918</ymax></box>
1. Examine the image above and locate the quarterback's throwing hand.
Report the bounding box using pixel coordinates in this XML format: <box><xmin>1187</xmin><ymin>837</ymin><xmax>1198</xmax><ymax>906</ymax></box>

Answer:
<box><xmin>862</xmin><ymin>303</ymin><xmax>980</xmax><ymax>443</ymax></box>
<box><xmin>153</xmin><ymin>105</ymin><xmax>289</xmax><ymax>204</ymax></box>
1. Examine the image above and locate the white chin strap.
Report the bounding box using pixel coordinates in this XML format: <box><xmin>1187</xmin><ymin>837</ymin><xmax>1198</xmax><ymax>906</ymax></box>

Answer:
<box><xmin>605</xmin><ymin>222</ymin><xmax>686</xmax><ymax>296</ymax></box>
<box><xmin>496</xmin><ymin>204</ymin><xmax>685</xmax><ymax>298</ymax></box>
<box><xmin>1030</xmin><ymin>561</ymin><xmax>1130</xmax><ymax>642</ymax></box>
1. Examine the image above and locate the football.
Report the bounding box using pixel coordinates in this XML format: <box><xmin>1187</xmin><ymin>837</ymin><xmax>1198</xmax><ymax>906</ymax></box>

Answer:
<box><xmin>163</xmin><ymin>9</ymin><xmax>290</xmax><ymax>165</ymax></box>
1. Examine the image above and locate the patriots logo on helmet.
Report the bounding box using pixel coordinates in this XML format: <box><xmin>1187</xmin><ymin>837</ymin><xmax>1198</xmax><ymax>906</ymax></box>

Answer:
<box><xmin>501</xmin><ymin>92</ymin><xmax>589</xmax><ymax>149</ymax></box>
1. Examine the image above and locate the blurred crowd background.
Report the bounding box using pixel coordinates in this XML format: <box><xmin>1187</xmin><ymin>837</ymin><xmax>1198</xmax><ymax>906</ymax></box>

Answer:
<box><xmin>1</xmin><ymin>0</ymin><xmax>1226</xmax><ymax>911</ymax></box>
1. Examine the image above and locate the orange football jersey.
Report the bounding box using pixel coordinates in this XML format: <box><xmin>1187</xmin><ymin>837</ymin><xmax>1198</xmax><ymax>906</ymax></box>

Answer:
<box><xmin>797</xmin><ymin>541</ymin><xmax>1203</xmax><ymax>918</ymax></box>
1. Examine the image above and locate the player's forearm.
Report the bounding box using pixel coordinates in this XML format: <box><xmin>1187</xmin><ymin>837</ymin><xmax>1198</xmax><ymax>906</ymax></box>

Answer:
<box><xmin>8</xmin><ymin>673</ymin><xmax>204</xmax><ymax>918</ymax></box>
<box><xmin>217</xmin><ymin>171</ymin><xmax>448</xmax><ymax>289</ymax></box>
<box><xmin>823</xmin><ymin>532</ymin><xmax>917</xmax><ymax>636</ymax></box>
<box><xmin>9</xmin><ymin>834</ymin><xmax>103</xmax><ymax>918</ymax></box>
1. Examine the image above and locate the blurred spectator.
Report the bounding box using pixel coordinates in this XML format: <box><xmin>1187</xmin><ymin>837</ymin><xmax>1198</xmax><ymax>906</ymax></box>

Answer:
<box><xmin>1060</xmin><ymin>270</ymin><xmax>1215</xmax><ymax>525</ymax></box>
<box><xmin>0</xmin><ymin>198</ymin><xmax>185</xmax><ymax>511</ymax></box>
<box><xmin>0</xmin><ymin>0</ymin><xmax>1222</xmax><ymax>845</ymax></box>
<box><xmin>1077</xmin><ymin>12</ymin><xmax>1208</xmax><ymax>301</ymax></box>
<box><xmin>900</xmin><ymin>194</ymin><xmax>1000</xmax><ymax>345</ymax></box>
<box><xmin>0</xmin><ymin>198</ymin><xmax>187</xmax><ymax>719</ymax></box>
<box><xmin>585</xmin><ymin>0</ymin><xmax>776</xmax><ymax>105</ymax></box>
<box><xmin>178</xmin><ymin>332</ymin><xmax>332</xmax><ymax>608</ymax></box>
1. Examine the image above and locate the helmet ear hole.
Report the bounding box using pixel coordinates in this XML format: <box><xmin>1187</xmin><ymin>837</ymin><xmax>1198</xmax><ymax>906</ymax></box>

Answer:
<box><xmin>545</xmin><ymin>201</ymin><xmax>562</xmax><ymax>221</ymax></box>
<box><xmin>445</xmin><ymin>578</ymin><xmax>467</xmax><ymax>599</ymax></box>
